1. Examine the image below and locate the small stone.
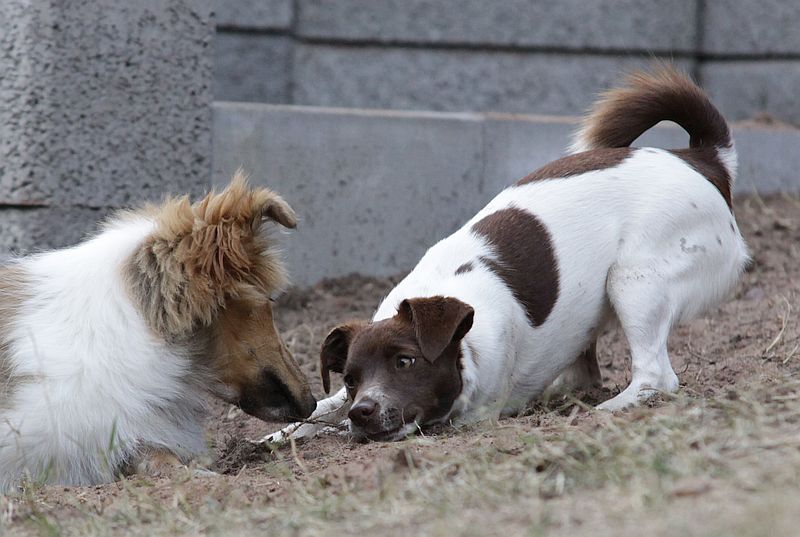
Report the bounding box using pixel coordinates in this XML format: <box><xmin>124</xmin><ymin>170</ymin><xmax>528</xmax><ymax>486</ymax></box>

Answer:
<box><xmin>670</xmin><ymin>478</ymin><xmax>711</xmax><ymax>497</ymax></box>
<box><xmin>744</xmin><ymin>287</ymin><xmax>766</xmax><ymax>301</ymax></box>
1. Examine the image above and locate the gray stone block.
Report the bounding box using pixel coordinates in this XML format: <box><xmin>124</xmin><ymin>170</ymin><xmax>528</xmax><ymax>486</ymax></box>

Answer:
<box><xmin>482</xmin><ymin>115</ymin><xmax>576</xmax><ymax>192</ymax></box>
<box><xmin>293</xmin><ymin>45</ymin><xmax>694</xmax><ymax>115</ymax></box>
<box><xmin>0</xmin><ymin>206</ymin><xmax>113</xmax><ymax>255</ymax></box>
<box><xmin>703</xmin><ymin>0</ymin><xmax>800</xmax><ymax>55</ymax></box>
<box><xmin>213</xmin><ymin>103</ymin><xmax>800</xmax><ymax>284</ymax></box>
<box><xmin>732</xmin><ymin>125</ymin><xmax>800</xmax><ymax>195</ymax></box>
<box><xmin>214</xmin><ymin>33</ymin><xmax>292</xmax><ymax>103</ymax></box>
<box><xmin>212</xmin><ymin>103</ymin><xmax>485</xmax><ymax>284</ymax></box>
<box><xmin>0</xmin><ymin>0</ymin><xmax>213</xmax><ymax>208</ymax></box>
<box><xmin>701</xmin><ymin>61</ymin><xmax>800</xmax><ymax>124</ymax></box>
<box><xmin>215</xmin><ymin>0</ymin><xmax>292</xmax><ymax>30</ymax></box>
<box><xmin>297</xmin><ymin>0</ymin><xmax>697</xmax><ymax>52</ymax></box>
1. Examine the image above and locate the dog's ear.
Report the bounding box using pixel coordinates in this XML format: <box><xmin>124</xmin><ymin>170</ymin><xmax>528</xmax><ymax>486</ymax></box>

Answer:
<box><xmin>127</xmin><ymin>172</ymin><xmax>297</xmax><ymax>338</ymax></box>
<box><xmin>320</xmin><ymin>322</ymin><xmax>364</xmax><ymax>394</ymax></box>
<box><xmin>398</xmin><ymin>296</ymin><xmax>474</xmax><ymax>363</ymax></box>
<box><xmin>261</xmin><ymin>195</ymin><xmax>297</xmax><ymax>229</ymax></box>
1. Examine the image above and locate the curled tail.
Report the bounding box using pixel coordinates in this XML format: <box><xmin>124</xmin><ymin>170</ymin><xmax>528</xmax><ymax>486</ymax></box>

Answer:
<box><xmin>569</xmin><ymin>65</ymin><xmax>737</xmax><ymax>186</ymax></box>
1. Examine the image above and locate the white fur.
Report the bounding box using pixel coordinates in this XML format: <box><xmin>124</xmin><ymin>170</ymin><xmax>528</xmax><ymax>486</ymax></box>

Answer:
<box><xmin>265</xmin><ymin>145</ymin><xmax>748</xmax><ymax>442</ymax></box>
<box><xmin>0</xmin><ymin>217</ymin><xmax>208</xmax><ymax>491</ymax></box>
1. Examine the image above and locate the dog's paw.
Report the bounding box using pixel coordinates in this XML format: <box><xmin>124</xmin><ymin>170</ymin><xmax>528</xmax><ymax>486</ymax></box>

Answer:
<box><xmin>597</xmin><ymin>382</ymin><xmax>676</xmax><ymax>411</ymax></box>
<box><xmin>127</xmin><ymin>448</ymin><xmax>185</xmax><ymax>477</ymax></box>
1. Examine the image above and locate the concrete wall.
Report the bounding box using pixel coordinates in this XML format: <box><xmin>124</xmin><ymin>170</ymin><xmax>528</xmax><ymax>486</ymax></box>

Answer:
<box><xmin>215</xmin><ymin>0</ymin><xmax>800</xmax><ymax>123</ymax></box>
<box><xmin>213</xmin><ymin>103</ymin><xmax>800</xmax><ymax>285</ymax></box>
<box><xmin>0</xmin><ymin>0</ymin><xmax>214</xmax><ymax>253</ymax></box>
<box><xmin>1</xmin><ymin>0</ymin><xmax>796</xmax><ymax>286</ymax></box>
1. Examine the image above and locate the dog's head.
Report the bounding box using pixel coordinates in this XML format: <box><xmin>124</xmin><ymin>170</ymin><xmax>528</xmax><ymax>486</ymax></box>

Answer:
<box><xmin>126</xmin><ymin>171</ymin><xmax>316</xmax><ymax>422</ymax></box>
<box><xmin>321</xmin><ymin>296</ymin><xmax>474</xmax><ymax>441</ymax></box>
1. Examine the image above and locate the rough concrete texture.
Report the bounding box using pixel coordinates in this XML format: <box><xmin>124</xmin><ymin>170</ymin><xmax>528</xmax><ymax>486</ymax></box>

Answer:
<box><xmin>0</xmin><ymin>206</ymin><xmax>113</xmax><ymax>255</ymax></box>
<box><xmin>297</xmin><ymin>0</ymin><xmax>697</xmax><ymax>52</ymax></box>
<box><xmin>293</xmin><ymin>45</ymin><xmax>695</xmax><ymax>114</ymax></box>
<box><xmin>733</xmin><ymin>126</ymin><xmax>800</xmax><ymax>194</ymax></box>
<box><xmin>213</xmin><ymin>104</ymin><xmax>486</xmax><ymax>284</ymax></box>
<box><xmin>212</xmin><ymin>0</ymin><xmax>800</xmax><ymax>123</ymax></box>
<box><xmin>0</xmin><ymin>0</ymin><xmax>213</xmax><ymax>208</ymax></box>
<box><xmin>213</xmin><ymin>103</ymin><xmax>800</xmax><ymax>284</ymax></box>
<box><xmin>215</xmin><ymin>33</ymin><xmax>292</xmax><ymax>103</ymax></box>
<box><xmin>702</xmin><ymin>61</ymin><xmax>800</xmax><ymax>123</ymax></box>
<box><xmin>703</xmin><ymin>0</ymin><xmax>800</xmax><ymax>55</ymax></box>
<box><xmin>214</xmin><ymin>0</ymin><xmax>292</xmax><ymax>30</ymax></box>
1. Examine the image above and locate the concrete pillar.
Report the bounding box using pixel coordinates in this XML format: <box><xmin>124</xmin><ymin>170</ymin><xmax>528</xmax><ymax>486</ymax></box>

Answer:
<box><xmin>0</xmin><ymin>0</ymin><xmax>213</xmax><ymax>253</ymax></box>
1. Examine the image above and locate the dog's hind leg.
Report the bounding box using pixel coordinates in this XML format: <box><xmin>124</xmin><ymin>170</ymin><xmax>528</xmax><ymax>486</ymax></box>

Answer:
<box><xmin>597</xmin><ymin>264</ymin><xmax>679</xmax><ymax>411</ymax></box>
<box><xmin>548</xmin><ymin>341</ymin><xmax>602</xmax><ymax>393</ymax></box>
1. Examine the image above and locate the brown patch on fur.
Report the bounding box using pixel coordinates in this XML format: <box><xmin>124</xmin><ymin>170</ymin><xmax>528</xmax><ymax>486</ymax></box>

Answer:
<box><xmin>516</xmin><ymin>148</ymin><xmax>633</xmax><ymax>185</ymax></box>
<box><xmin>454</xmin><ymin>261</ymin><xmax>474</xmax><ymax>275</ymax></box>
<box><xmin>472</xmin><ymin>208</ymin><xmax>559</xmax><ymax>327</ymax></box>
<box><xmin>573</xmin><ymin>64</ymin><xmax>733</xmax><ymax>208</ymax></box>
<box><xmin>671</xmin><ymin>148</ymin><xmax>732</xmax><ymax>209</ymax></box>
<box><xmin>0</xmin><ymin>265</ymin><xmax>27</xmax><ymax>406</ymax></box>
<box><xmin>211</xmin><ymin>298</ymin><xmax>315</xmax><ymax>421</ymax></box>
<box><xmin>125</xmin><ymin>171</ymin><xmax>315</xmax><ymax>421</ymax></box>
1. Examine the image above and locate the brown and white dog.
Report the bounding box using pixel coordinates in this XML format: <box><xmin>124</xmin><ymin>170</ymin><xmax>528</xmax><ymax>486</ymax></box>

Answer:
<box><xmin>0</xmin><ymin>173</ymin><xmax>316</xmax><ymax>490</ymax></box>
<box><xmin>265</xmin><ymin>66</ymin><xmax>748</xmax><ymax>443</ymax></box>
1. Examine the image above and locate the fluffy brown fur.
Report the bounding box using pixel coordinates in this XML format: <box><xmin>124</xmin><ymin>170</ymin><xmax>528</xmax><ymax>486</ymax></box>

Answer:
<box><xmin>572</xmin><ymin>64</ymin><xmax>733</xmax><ymax>207</ymax></box>
<box><xmin>127</xmin><ymin>171</ymin><xmax>296</xmax><ymax>339</ymax></box>
<box><xmin>574</xmin><ymin>64</ymin><xmax>731</xmax><ymax>152</ymax></box>
<box><xmin>125</xmin><ymin>171</ymin><xmax>315</xmax><ymax>421</ymax></box>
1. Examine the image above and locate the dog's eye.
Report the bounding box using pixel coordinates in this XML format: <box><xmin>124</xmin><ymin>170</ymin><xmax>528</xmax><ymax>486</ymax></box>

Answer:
<box><xmin>395</xmin><ymin>356</ymin><xmax>416</xmax><ymax>370</ymax></box>
<box><xmin>343</xmin><ymin>374</ymin><xmax>357</xmax><ymax>390</ymax></box>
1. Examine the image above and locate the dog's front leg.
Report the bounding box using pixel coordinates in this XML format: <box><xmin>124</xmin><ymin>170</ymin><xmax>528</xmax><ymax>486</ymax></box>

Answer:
<box><xmin>258</xmin><ymin>387</ymin><xmax>351</xmax><ymax>444</ymax></box>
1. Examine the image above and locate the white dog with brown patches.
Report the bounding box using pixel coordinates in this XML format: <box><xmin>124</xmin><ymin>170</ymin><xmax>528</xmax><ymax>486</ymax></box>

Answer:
<box><xmin>0</xmin><ymin>175</ymin><xmax>317</xmax><ymax>491</ymax></box>
<box><xmin>266</xmin><ymin>66</ymin><xmax>749</xmax><ymax>444</ymax></box>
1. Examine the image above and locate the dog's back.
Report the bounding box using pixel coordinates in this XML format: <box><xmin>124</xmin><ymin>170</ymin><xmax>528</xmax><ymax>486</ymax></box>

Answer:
<box><xmin>378</xmin><ymin>65</ymin><xmax>748</xmax><ymax>413</ymax></box>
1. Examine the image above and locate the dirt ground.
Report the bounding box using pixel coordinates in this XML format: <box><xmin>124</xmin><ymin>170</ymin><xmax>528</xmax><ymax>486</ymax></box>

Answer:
<box><xmin>3</xmin><ymin>195</ymin><xmax>799</xmax><ymax>536</ymax></box>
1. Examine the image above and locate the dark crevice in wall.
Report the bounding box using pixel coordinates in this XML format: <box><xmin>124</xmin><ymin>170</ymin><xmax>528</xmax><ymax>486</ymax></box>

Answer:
<box><xmin>287</xmin><ymin>0</ymin><xmax>299</xmax><ymax>104</ymax></box>
<box><xmin>287</xmin><ymin>35</ymin><xmax>697</xmax><ymax>59</ymax></box>
<box><xmin>693</xmin><ymin>0</ymin><xmax>705</xmax><ymax>83</ymax></box>
<box><xmin>215</xmin><ymin>25</ymin><xmax>292</xmax><ymax>36</ymax></box>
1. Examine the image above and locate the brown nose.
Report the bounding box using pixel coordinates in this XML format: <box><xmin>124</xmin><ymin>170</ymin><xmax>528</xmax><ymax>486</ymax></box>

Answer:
<box><xmin>349</xmin><ymin>398</ymin><xmax>378</xmax><ymax>427</ymax></box>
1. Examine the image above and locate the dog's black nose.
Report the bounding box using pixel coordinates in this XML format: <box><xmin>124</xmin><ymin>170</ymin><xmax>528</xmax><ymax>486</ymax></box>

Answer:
<box><xmin>349</xmin><ymin>398</ymin><xmax>378</xmax><ymax>426</ymax></box>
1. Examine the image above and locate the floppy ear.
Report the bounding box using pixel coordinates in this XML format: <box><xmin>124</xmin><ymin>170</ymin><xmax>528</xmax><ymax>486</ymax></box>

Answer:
<box><xmin>320</xmin><ymin>322</ymin><xmax>364</xmax><ymax>394</ymax></box>
<box><xmin>261</xmin><ymin>193</ymin><xmax>297</xmax><ymax>229</ymax></box>
<box><xmin>398</xmin><ymin>296</ymin><xmax>474</xmax><ymax>362</ymax></box>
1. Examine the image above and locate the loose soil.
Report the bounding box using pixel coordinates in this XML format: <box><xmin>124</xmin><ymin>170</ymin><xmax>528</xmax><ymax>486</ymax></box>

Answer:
<box><xmin>5</xmin><ymin>195</ymin><xmax>799</xmax><ymax>536</ymax></box>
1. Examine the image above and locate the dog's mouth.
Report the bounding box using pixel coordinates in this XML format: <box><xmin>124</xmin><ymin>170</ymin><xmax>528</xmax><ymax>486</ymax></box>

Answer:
<box><xmin>354</xmin><ymin>420</ymin><xmax>420</xmax><ymax>442</ymax></box>
<box><xmin>238</xmin><ymin>401</ymin><xmax>316</xmax><ymax>423</ymax></box>
<box><xmin>244</xmin><ymin>404</ymin><xmax>292</xmax><ymax>422</ymax></box>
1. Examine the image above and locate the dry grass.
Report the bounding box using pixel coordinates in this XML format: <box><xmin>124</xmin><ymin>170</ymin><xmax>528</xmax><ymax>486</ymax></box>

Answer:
<box><xmin>3</xmin><ymin>373</ymin><xmax>800</xmax><ymax>537</ymax></box>
<box><xmin>1</xmin><ymin>194</ymin><xmax>798</xmax><ymax>536</ymax></box>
